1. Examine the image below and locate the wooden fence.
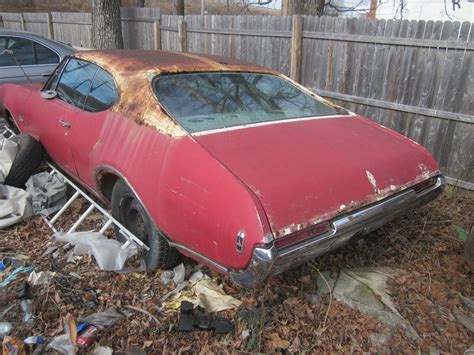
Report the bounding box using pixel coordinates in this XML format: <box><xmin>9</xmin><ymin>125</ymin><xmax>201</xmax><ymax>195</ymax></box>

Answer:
<box><xmin>1</xmin><ymin>11</ymin><xmax>473</xmax><ymax>189</ymax></box>
<box><xmin>0</xmin><ymin>7</ymin><xmax>161</xmax><ymax>48</ymax></box>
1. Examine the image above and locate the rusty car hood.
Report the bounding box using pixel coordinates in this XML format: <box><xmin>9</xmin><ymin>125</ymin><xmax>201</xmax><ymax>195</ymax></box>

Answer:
<box><xmin>193</xmin><ymin>115</ymin><xmax>441</xmax><ymax>238</ymax></box>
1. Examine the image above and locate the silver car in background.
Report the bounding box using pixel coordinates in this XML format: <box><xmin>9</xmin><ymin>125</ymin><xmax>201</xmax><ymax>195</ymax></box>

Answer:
<box><xmin>0</xmin><ymin>29</ymin><xmax>73</xmax><ymax>84</ymax></box>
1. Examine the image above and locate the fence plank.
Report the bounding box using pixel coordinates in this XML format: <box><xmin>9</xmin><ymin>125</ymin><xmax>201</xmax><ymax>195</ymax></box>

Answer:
<box><xmin>121</xmin><ymin>7</ymin><xmax>160</xmax><ymax>50</ymax></box>
<box><xmin>178</xmin><ymin>17</ymin><xmax>187</xmax><ymax>52</ymax></box>
<box><xmin>52</xmin><ymin>12</ymin><xmax>91</xmax><ymax>48</ymax></box>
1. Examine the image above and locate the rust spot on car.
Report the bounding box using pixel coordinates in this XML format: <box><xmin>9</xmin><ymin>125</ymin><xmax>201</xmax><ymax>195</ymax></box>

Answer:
<box><xmin>92</xmin><ymin>139</ymin><xmax>103</xmax><ymax>151</ymax></box>
<box><xmin>365</xmin><ymin>170</ymin><xmax>380</xmax><ymax>194</ymax></box>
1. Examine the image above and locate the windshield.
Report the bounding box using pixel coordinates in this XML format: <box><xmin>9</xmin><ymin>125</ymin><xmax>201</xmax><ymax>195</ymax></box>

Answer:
<box><xmin>153</xmin><ymin>72</ymin><xmax>342</xmax><ymax>133</ymax></box>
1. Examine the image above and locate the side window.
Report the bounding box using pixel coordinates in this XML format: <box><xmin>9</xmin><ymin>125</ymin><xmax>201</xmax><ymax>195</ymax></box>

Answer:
<box><xmin>0</xmin><ymin>37</ymin><xmax>34</xmax><ymax>67</ymax></box>
<box><xmin>0</xmin><ymin>37</ymin><xmax>14</xmax><ymax>67</ymax></box>
<box><xmin>56</xmin><ymin>59</ymin><xmax>98</xmax><ymax>110</ymax></box>
<box><xmin>34</xmin><ymin>42</ymin><xmax>59</xmax><ymax>65</ymax></box>
<box><xmin>0</xmin><ymin>37</ymin><xmax>6</xmax><ymax>51</ymax></box>
<box><xmin>83</xmin><ymin>68</ymin><xmax>118</xmax><ymax>112</ymax></box>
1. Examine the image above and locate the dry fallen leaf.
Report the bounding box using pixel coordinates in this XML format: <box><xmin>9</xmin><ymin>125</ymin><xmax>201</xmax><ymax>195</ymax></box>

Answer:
<box><xmin>265</xmin><ymin>332</ymin><xmax>290</xmax><ymax>351</ymax></box>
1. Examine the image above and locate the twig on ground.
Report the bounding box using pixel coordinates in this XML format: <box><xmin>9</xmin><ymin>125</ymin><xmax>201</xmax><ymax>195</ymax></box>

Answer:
<box><xmin>404</xmin><ymin>219</ymin><xmax>428</xmax><ymax>263</ymax></box>
<box><xmin>124</xmin><ymin>304</ymin><xmax>159</xmax><ymax>324</ymax></box>
<box><xmin>313</xmin><ymin>266</ymin><xmax>332</xmax><ymax>330</ymax></box>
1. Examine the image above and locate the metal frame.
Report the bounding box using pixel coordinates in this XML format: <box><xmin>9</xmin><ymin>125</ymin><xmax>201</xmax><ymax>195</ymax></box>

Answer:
<box><xmin>43</xmin><ymin>162</ymin><xmax>149</xmax><ymax>251</ymax></box>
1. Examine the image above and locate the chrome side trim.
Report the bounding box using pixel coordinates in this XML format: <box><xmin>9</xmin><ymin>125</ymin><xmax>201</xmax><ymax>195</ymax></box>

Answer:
<box><xmin>191</xmin><ymin>114</ymin><xmax>348</xmax><ymax>137</ymax></box>
<box><xmin>230</xmin><ymin>176</ymin><xmax>445</xmax><ymax>288</ymax></box>
<box><xmin>167</xmin><ymin>241</ymin><xmax>228</xmax><ymax>273</ymax></box>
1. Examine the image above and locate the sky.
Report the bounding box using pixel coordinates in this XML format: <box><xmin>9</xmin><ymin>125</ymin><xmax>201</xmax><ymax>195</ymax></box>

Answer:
<box><xmin>250</xmin><ymin>0</ymin><xmax>473</xmax><ymax>21</ymax></box>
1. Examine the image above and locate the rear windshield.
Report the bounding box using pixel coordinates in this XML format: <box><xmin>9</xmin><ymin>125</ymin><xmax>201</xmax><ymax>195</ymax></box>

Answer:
<box><xmin>153</xmin><ymin>72</ymin><xmax>341</xmax><ymax>133</ymax></box>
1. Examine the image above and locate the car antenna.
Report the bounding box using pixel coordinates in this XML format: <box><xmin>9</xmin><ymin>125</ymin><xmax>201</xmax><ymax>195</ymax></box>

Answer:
<box><xmin>5</xmin><ymin>49</ymin><xmax>33</xmax><ymax>84</ymax></box>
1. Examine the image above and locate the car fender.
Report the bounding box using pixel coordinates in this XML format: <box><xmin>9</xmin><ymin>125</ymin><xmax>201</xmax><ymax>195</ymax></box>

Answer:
<box><xmin>90</xmin><ymin>114</ymin><xmax>272</xmax><ymax>271</ymax></box>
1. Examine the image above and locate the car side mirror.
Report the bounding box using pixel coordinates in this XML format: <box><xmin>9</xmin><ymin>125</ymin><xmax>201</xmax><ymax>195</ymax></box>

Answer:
<box><xmin>40</xmin><ymin>90</ymin><xmax>57</xmax><ymax>100</ymax></box>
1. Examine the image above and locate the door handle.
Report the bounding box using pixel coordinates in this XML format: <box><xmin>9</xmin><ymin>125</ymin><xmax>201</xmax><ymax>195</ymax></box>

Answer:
<box><xmin>41</xmin><ymin>72</ymin><xmax>52</xmax><ymax>77</ymax></box>
<box><xmin>58</xmin><ymin>119</ymin><xmax>71</xmax><ymax>129</ymax></box>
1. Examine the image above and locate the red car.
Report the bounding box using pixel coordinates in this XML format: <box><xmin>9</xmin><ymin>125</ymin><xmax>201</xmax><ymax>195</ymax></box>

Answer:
<box><xmin>0</xmin><ymin>50</ymin><xmax>444</xmax><ymax>287</ymax></box>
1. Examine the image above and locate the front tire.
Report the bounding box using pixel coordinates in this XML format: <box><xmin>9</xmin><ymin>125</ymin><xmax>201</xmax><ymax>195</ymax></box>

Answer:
<box><xmin>111</xmin><ymin>179</ymin><xmax>181</xmax><ymax>271</ymax></box>
<box><xmin>4</xmin><ymin>134</ymin><xmax>43</xmax><ymax>188</ymax></box>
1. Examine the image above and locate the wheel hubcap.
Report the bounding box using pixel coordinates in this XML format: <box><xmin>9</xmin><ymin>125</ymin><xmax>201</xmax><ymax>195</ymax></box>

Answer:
<box><xmin>120</xmin><ymin>195</ymin><xmax>148</xmax><ymax>245</ymax></box>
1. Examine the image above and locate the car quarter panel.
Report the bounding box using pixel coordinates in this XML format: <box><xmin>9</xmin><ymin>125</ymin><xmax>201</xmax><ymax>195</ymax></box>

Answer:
<box><xmin>91</xmin><ymin>113</ymin><xmax>271</xmax><ymax>271</ymax></box>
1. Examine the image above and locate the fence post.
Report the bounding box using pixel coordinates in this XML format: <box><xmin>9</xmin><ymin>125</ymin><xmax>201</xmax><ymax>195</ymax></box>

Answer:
<box><xmin>47</xmin><ymin>13</ymin><xmax>54</xmax><ymax>40</ymax></box>
<box><xmin>154</xmin><ymin>19</ymin><xmax>161</xmax><ymax>50</ymax></box>
<box><xmin>203</xmin><ymin>15</ymin><xmax>209</xmax><ymax>53</ymax></box>
<box><xmin>0</xmin><ymin>15</ymin><xmax>4</xmax><ymax>28</ymax></box>
<box><xmin>178</xmin><ymin>17</ymin><xmax>187</xmax><ymax>52</ymax></box>
<box><xmin>290</xmin><ymin>14</ymin><xmax>302</xmax><ymax>83</ymax></box>
<box><xmin>20</xmin><ymin>14</ymin><xmax>26</xmax><ymax>31</ymax></box>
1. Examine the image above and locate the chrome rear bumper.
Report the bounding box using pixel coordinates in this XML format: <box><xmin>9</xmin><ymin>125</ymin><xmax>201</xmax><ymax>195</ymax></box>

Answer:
<box><xmin>230</xmin><ymin>176</ymin><xmax>445</xmax><ymax>288</ymax></box>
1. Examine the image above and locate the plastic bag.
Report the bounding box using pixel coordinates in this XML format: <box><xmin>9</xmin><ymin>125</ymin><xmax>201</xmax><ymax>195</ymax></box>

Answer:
<box><xmin>55</xmin><ymin>232</ymin><xmax>137</xmax><ymax>271</ymax></box>
<box><xmin>80</xmin><ymin>308</ymin><xmax>123</xmax><ymax>331</ymax></box>
<box><xmin>47</xmin><ymin>313</ymin><xmax>77</xmax><ymax>354</ymax></box>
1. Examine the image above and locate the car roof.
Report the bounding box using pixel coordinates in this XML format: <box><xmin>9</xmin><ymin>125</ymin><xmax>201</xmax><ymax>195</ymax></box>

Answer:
<box><xmin>73</xmin><ymin>50</ymin><xmax>276</xmax><ymax>77</ymax></box>
<box><xmin>68</xmin><ymin>50</ymin><xmax>280</xmax><ymax>137</ymax></box>
<box><xmin>0</xmin><ymin>29</ymin><xmax>74</xmax><ymax>57</ymax></box>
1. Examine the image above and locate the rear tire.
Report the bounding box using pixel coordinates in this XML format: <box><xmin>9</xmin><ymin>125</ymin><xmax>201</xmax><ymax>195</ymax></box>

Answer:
<box><xmin>4</xmin><ymin>134</ymin><xmax>43</xmax><ymax>188</ymax></box>
<box><xmin>111</xmin><ymin>179</ymin><xmax>181</xmax><ymax>271</ymax></box>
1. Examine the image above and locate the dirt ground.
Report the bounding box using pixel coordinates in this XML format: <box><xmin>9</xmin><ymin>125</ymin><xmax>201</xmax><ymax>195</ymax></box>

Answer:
<box><xmin>0</xmin><ymin>189</ymin><xmax>473</xmax><ymax>353</ymax></box>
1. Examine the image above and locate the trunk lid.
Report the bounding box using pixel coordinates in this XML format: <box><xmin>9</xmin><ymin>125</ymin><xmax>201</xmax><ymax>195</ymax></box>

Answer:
<box><xmin>193</xmin><ymin>115</ymin><xmax>440</xmax><ymax>237</ymax></box>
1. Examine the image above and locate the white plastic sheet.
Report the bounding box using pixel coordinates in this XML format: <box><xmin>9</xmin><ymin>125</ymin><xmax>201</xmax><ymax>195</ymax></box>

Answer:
<box><xmin>27</xmin><ymin>270</ymin><xmax>56</xmax><ymax>286</ymax></box>
<box><xmin>55</xmin><ymin>231</ymin><xmax>138</xmax><ymax>271</ymax></box>
<box><xmin>317</xmin><ymin>267</ymin><xmax>419</xmax><ymax>339</ymax></box>
<box><xmin>0</xmin><ymin>138</ymin><xmax>18</xmax><ymax>183</ymax></box>
<box><xmin>0</xmin><ymin>185</ymin><xmax>33</xmax><ymax>228</ymax></box>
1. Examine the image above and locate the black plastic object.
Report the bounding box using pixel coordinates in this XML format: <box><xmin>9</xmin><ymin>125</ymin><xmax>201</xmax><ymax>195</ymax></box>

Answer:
<box><xmin>16</xmin><ymin>282</ymin><xmax>29</xmax><ymax>299</ymax></box>
<box><xmin>178</xmin><ymin>301</ymin><xmax>233</xmax><ymax>334</ymax></box>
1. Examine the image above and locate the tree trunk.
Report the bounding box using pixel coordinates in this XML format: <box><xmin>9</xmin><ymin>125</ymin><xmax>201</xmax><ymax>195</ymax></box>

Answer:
<box><xmin>285</xmin><ymin>0</ymin><xmax>326</xmax><ymax>16</ymax></box>
<box><xmin>175</xmin><ymin>0</ymin><xmax>185</xmax><ymax>15</ymax></box>
<box><xmin>91</xmin><ymin>0</ymin><xmax>124</xmax><ymax>49</ymax></box>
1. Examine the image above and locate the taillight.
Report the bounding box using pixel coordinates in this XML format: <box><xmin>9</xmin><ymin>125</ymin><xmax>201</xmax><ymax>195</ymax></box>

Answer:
<box><xmin>413</xmin><ymin>176</ymin><xmax>437</xmax><ymax>193</ymax></box>
<box><xmin>274</xmin><ymin>222</ymin><xmax>331</xmax><ymax>249</ymax></box>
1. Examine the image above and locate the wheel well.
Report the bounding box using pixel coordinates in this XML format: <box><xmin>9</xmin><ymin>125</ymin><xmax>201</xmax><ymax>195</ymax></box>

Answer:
<box><xmin>3</xmin><ymin>109</ymin><xmax>19</xmax><ymax>132</ymax></box>
<box><xmin>4</xmin><ymin>109</ymin><xmax>12</xmax><ymax>123</ymax></box>
<box><xmin>98</xmin><ymin>172</ymin><xmax>120</xmax><ymax>202</ymax></box>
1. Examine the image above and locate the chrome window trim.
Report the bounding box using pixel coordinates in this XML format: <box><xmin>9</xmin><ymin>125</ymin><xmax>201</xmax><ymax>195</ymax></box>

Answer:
<box><xmin>42</xmin><ymin>56</ymin><xmax>70</xmax><ymax>92</ymax></box>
